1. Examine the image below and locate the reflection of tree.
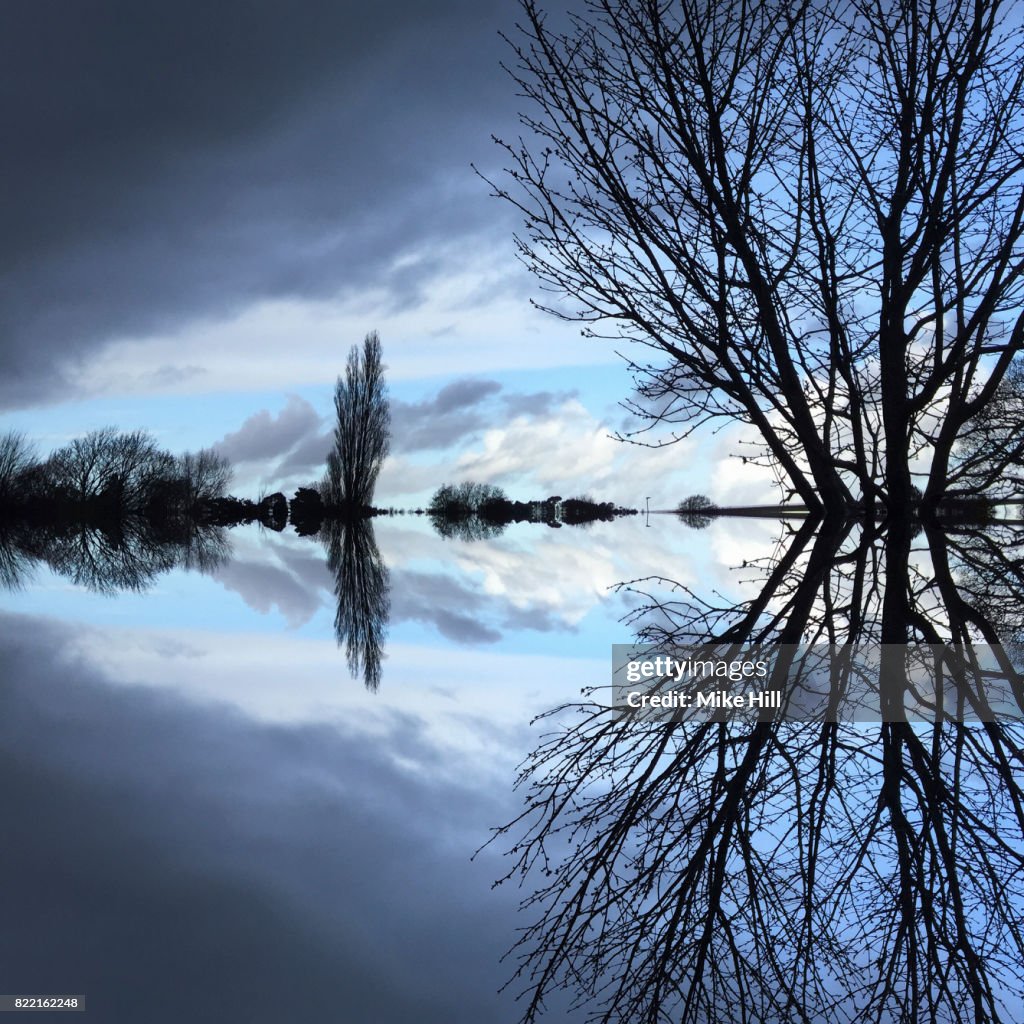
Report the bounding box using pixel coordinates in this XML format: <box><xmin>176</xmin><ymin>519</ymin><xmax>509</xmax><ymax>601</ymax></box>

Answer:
<box><xmin>428</xmin><ymin>481</ymin><xmax>510</xmax><ymax>540</ymax></box>
<box><xmin>493</xmin><ymin>521</ymin><xmax>1024</xmax><ymax>1024</ymax></box>
<box><xmin>322</xmin><ymin>518</ymin><xmax>389</xmax><ymax>692</ymax></box>
<box><xmin>0</xmin><ymin>504</ymin><xmax>232</xmax><ymax>594</ymax></box>
<box><xmin>675</xmin><ymin>494</ymin><xmax>715</xmax><ymax>529</ymax></box>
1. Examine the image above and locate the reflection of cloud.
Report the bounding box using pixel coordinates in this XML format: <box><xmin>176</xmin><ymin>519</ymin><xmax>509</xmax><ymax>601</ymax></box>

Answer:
<box><xmin>377</xmin><ymin>518</ymin><xmax>706</xmax><ymax>636</ymax></box>
<box><xmin>0</xmin><ymin>611</ymin><xmax>552</xmax><ymax>1023</ymax></box>
<box><xmin>390</xmin><ymin>570</ymin><xmax>503</xmax><ymax>644</ymax></box>
<box><xmin>210</xmin><ymin>533</ymin><xmax>333</xmax><ymax>627</ymax></box>
<box><xmin>214</xmin><ymin>559</ymin><xmax>325</xmax><ymax>627</ymax></box>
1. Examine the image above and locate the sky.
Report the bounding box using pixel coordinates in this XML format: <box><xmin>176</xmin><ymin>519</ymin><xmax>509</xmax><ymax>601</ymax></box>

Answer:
<box><xmin>0</xmin><ymin>0</ymin><xmax>774</xmax><ymax>511</ymax></box>
<box><xmin>0</xmin><ymin>3</ymin><xmax>785</xmax><ymax>1021</ymax></box>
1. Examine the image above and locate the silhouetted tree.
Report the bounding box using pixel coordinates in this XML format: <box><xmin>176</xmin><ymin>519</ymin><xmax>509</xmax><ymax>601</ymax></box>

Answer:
<box><xmin>489</xmin><ymin>0</ymin><xmax>1024</xmax><ymax>518</ymax></box>
<box><xmin>289</xmin><ymin>486</ymin><xmax>325</xmax><ymax>535</ymax></box>
<box><xmin>322</xmin><ymin>518</ymin><xmax>390</xmax><ymax>691</ymax></box>
<box><xmin>0</xmin><ymin>431</ymin><xmax>36</xmax><ymax>506</ymax></box>
<box><xmin>322</xmin><ymin>332</ymin><xmax>391</xmax><ymax>513</ymax></box>
<box><xmin>44</xmin><ymin>428</ymin><xmax>175</xmax><ymax>512</ymax></box>
<box><xmin>676</xmin><ymin>494</ymin><xmax>715</xmax><ymax>529</ymax></box>
<box><xmin>428</xmin><ymin>481</ymin><xmax>509</xmax><ymax>518</ymax></box>
<box><xmin>176</xmin><ymin>448</ymin><xmax>233</xmax><ymax>512</ymax></box>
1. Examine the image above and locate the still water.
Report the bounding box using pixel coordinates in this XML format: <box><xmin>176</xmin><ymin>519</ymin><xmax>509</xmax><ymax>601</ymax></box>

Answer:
<box><xmin>0</xmin><ymin>512</ymin><xmax>742</xmax><ymax>1022</ymax></box>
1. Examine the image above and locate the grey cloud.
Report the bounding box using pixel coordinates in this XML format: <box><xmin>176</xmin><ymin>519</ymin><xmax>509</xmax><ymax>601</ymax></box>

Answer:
<box><xmin>387</xmin><ymin>380</ymin><xmax>580</xmax><ymax>455</ymax></box>
<box><xmin>273</xmin><ymin>428</ymin><xmax>334</xmax><ymax>478</ymax></box>
<box><xmin>390</xmin><ymin>568</ymin><xmax>503</xmax><ymax>644</ymax></box>
<box><xmin>0</xmin><ymin>0</ymin><xmax>523</xmax><ymax>409</ymax></box>
<box><xmin>390</xmin><ymin>378</ymin><xmax>502</xmax><ymax>453</ymax></box>
<box><xmin>502</xmin><ymin>388</ymin><xmax>579</xmax><ymax>417</ymax></box>
<box><xmin>0</xmin><ymin>611</ymin><xmax>543</xmax><ymax>1023</ymax></box>
<box><xmin>215</xmin><ymin>395</ymin><xmax>324</xmax><ymax>464</ymax></box>
<box><xmin>434</xmin><ymin>379</ymin><xmax>504</xmax><ymax>412</ymax></box>
<box><xmin>213</xmin><ymin>557</ymin><xmax>326</xmax><ymax>627</ymax></box>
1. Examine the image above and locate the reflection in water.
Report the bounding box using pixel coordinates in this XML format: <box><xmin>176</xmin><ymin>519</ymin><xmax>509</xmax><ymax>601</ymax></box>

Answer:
<box><xmin>0</xmin><ymin>506</ymin><xmax>231</xmax><ymax>594</ymax></box>
<box><xmin>493</xmin><ymin>517</ymin><xmax>1024</xmax><ymax>1024</ymax></box>
<box><xmin>321</xmin><ymin>517</ymin><xmax>390</xmax><ymax>692</ymax></box>
<box><xmin>41</xmin><ymin>518</ymin><xmax>231</xmax><ymax>595</ymax></box>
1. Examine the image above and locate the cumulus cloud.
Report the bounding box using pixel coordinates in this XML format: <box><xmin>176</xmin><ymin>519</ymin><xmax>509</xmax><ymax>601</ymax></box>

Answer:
<box><xmin>390</xmin><ymin>378</ymin><xmax>502</xmax><ymax>453</ymax></box>
<box><xmin>390</xmin><ymin>570</ymin><xmax>504</xmax><ymax>644</ymax></box>
<box><xmin>215</xmin><ymin>395</ymin><xmax>324</xmax><ymax>464</ymax></box>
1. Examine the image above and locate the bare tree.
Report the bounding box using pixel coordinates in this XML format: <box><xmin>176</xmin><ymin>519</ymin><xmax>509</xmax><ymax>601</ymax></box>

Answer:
<box><xmin>488</xmin><ymin>0</ymin><xmax>1024</xmax><ymax>518</ymax></box>
<box><xmin>491</xmin><ymin>520</ymin><xmax>1024</xmax><ymax>1024</ymax></box>
<box><xmin>0</xmin><ymin>431</ymin><xmax>36</xmax><ymax>503</ymax></box>
<box><xmin>175</xmin><ymin>448</ymin><xmax>233</xmax><ymax>511</ymax></box>
<box><xmin>44</xmin><ymin>427</ymin><xmax>175</xmax><ymax>512</ymax></box>
<box><xmin>322</xmin><ymin>332</ymin><xmax>391</xmax><ymax>513</ymax></box>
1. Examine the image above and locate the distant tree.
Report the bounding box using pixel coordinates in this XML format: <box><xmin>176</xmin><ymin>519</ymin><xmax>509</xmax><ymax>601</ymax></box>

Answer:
<box><xmin>948</xmin><ymin>360</ymin><xmax>1024</xmax><ymax>503</ymax></box>
<box><xmin>322</xmin><ymin>332</ymin><xmax>391</xmax><ymax>512</ymax></box>
<box><xmin>427</xmin><ymin>481</ymin><xmax>511</xmax><ymax>540</ymax></box>
<box><xmin>676</xmin><ymin>494</ymin><xmax>715</xmax><ymax>529</ymax></box>
<box><xmin>428</xmin><ymin>481</ymin><xmax>509</xmax><ymax>518</ymax></box>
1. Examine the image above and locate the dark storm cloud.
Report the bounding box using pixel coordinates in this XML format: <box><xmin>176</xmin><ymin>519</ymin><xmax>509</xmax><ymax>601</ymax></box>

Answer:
<box><xmin>390</xmin><ymin>378</ymin><xmax>503</xmax><ymax>452</ymax></box>
<box><xmin>0</xmin><ymin>612</ymin><xmax>543</xmax><ymax>1024</ymax></box>
<box><xmin>0</xmin><ymin>0</ymin><xmax>521</xmax><ymax>409</ymax></box>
